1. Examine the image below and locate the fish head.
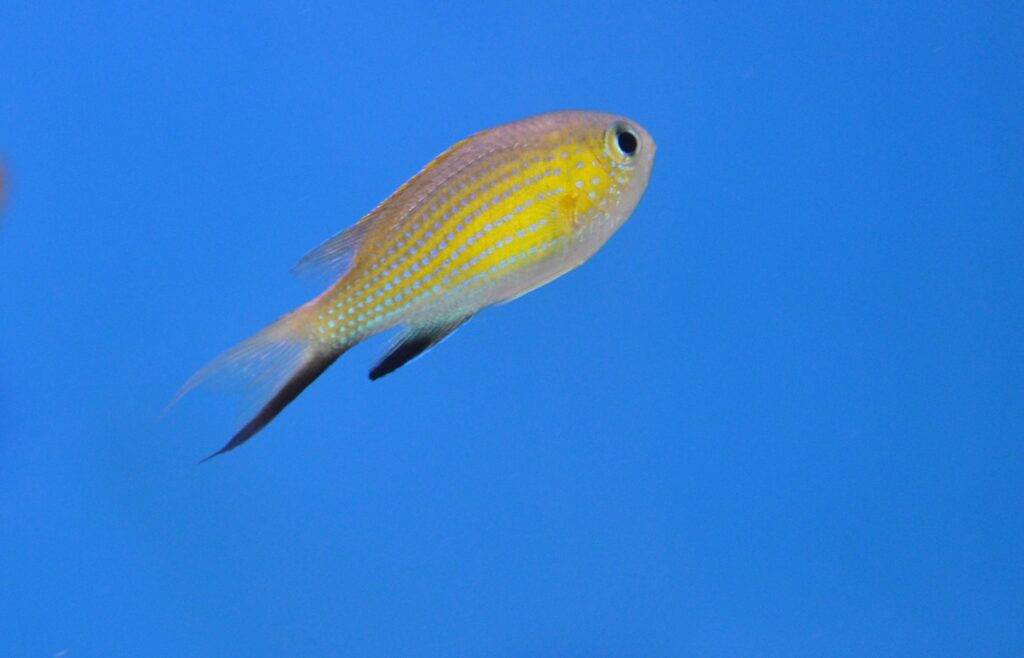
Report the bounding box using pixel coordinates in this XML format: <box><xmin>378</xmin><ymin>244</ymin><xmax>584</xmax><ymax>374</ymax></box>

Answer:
<box><xmin>547</xmin><ymin>111</ymin><xmax>656</xmax><ymax>257</ymax></box>
<box><xmin>596</xmin><ymin>113</ymin><xmax>656</xmax><ymax>224</ymax></box>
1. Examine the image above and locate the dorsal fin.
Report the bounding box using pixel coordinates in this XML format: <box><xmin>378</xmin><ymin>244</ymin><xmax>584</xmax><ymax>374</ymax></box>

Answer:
<box><xmin>292</xmin><ymin>218</ymin><xmax>374</xmax><ymax>281</ymax></box>
<box><xmin>292</xmin><ymin>134</ymin><xmax>487</xmax><ymax>282</ymax></box>
<box><xmin>369</xmin><ymin>316</ymin><xmax>470</xmax><ymax>381</ymax></box>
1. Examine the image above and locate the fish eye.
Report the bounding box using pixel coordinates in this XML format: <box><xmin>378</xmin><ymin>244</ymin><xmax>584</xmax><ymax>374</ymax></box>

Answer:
<box><xmin>606</xmin><ymin>121</ymin><xmax>638</xmax><ymax>162</ymax></box>
<box><xmin>615</xmin><ymin>127</ymin><xmax>638</xmax><ymax>157</ymax></box>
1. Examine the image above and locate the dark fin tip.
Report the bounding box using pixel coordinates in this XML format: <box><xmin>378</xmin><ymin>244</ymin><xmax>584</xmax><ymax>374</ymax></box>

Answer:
<box><xmin>198</xmin><ymin>351</ymin><xmax>340</xmax><ymax>463</ymax></box>
<box><xmin>198</xmin><ymin>447</ymin><xmax>231</xmax><ymax>464</ymax></box>
<box><xmin>368</xmin><ymin>317</ymin><xmax>470</xmax><ymax>382</ymax></box>
<box><xmin>368</xmin><ymin>335</ymin><xmax>435</xmax><ymax>381</ymax></box>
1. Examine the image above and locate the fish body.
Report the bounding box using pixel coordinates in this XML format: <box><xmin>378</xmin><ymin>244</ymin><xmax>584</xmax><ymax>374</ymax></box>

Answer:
<box><xmin>181</xmin><ymin>111</ymin><xmax>656</xmax><ymax>459</ymax></box>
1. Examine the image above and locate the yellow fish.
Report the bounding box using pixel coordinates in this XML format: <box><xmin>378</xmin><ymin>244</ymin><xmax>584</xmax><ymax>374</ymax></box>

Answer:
<box><xmin>179</xmin><ymin>110</ymin><xmax>656</xmax><ymax>460</ymax></box>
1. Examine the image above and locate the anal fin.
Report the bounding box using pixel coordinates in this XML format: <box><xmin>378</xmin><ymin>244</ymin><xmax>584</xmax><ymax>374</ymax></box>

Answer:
<box><xmin>369</xmin><ymin>316</ymin><xmax>470</xmax><ymax>381</ymax></box>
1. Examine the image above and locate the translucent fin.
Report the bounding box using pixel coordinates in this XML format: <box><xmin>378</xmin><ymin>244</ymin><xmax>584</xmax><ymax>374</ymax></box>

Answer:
<box><xmin>168</xmin><ymin>305</ymin><xmax>341</xmax><ymax>461</ymax></box>
<box><xmin>292</xmin><ymin>218</ymin><xmax>374</xmax><ymax>281</ymax></box>
<box><xmin>369</xmin><ymin>315</ymin><xmax>470</xmax><ymax>381</ymax></box>
<box><xmin>292</xmin><ymin>135</ymin><xmax>484</xmax><ymax>282</ymax></box>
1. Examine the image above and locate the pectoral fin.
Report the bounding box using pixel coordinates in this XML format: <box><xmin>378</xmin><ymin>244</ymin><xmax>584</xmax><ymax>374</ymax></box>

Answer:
<box><xmin>369</xmin><ymin>316</ymin><xmax>470</xmax><ymax>381</ymax></box>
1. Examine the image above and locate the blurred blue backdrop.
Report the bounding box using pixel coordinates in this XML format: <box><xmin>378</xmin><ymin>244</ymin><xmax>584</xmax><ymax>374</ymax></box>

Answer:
<box><xmin>1</xmin><ymin>3</ymin><xmax>1022</xmax><ymax>656</ymax></box>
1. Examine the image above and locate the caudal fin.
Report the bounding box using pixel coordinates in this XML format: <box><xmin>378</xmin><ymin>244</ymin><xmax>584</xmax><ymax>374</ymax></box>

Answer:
<box><xmin>170</xmin><ymin>304</ymin><xmax>340</xmax><ymax>461</ymax></box>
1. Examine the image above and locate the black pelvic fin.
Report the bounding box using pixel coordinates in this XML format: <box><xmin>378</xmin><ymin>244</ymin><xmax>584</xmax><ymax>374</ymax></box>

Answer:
<box><xmin>369</xmin><ymin>317</ymin><xmax>469</xmax><ymax>381</ymax></box>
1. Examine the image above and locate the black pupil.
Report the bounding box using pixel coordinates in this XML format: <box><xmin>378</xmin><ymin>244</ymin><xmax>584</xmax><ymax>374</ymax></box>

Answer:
<box><xmin>616</xmin><ymin>129</ymin><xmax>638</xmax><ymax>156</ymax></box>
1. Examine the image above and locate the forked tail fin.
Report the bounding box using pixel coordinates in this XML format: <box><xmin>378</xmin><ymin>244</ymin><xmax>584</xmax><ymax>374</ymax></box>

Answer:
<box><xmin>169</xmin><ymin>303</ymin><xmax>340</xmax><ymax>462</ymax></box>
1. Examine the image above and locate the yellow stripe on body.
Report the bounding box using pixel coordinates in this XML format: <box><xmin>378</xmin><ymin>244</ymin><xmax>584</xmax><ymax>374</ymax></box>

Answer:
<box><xmin>312</xmin><ymin>135</ymin><xmax>617</xmax><ymax>349</ymax></box>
